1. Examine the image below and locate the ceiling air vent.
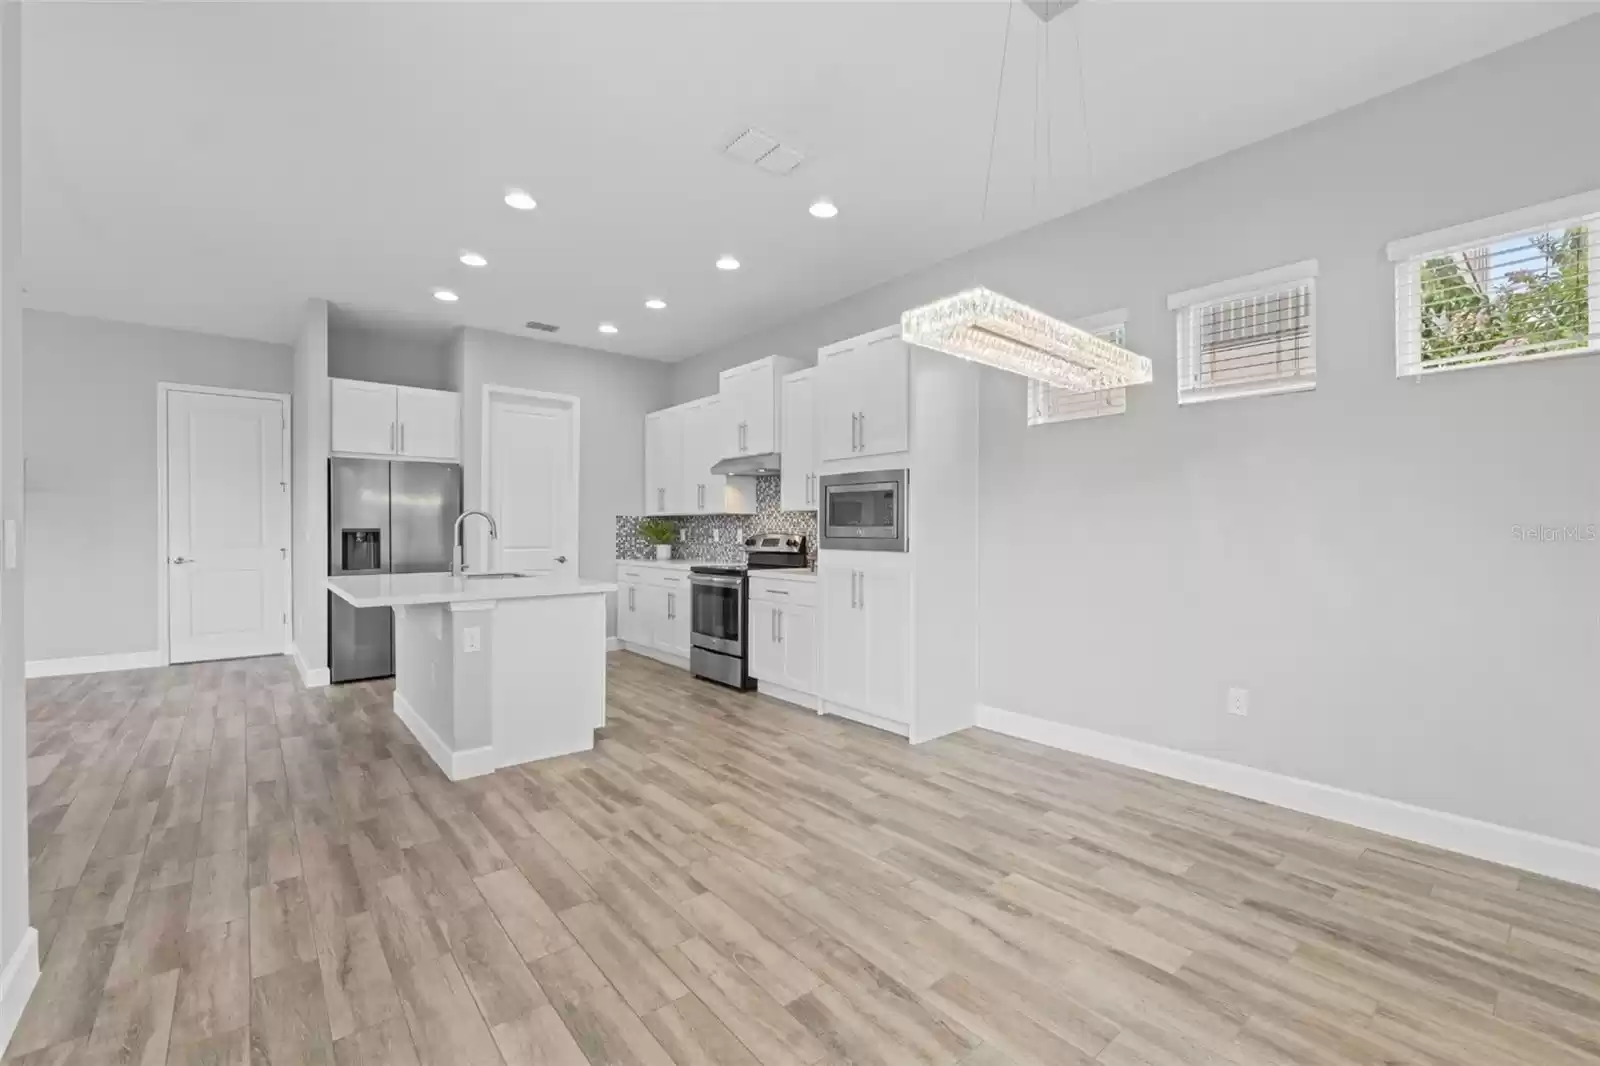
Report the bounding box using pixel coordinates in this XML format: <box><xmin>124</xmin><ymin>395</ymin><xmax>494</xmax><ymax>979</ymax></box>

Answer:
<box><xmin>524</xmin><ymin>320</ymin><xmax>560</xmax><ymax>333</ymax></box>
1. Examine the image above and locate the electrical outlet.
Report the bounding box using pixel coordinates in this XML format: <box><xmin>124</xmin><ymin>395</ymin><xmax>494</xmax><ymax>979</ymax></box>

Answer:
<box><xmin>712</xmin><ymin>528</ymin><xmax>721</xmax><ymax>543</ymax></box>
<box><xmin>1227</xmin><ymin>687</ymin><xmax>1249</xmax><ymax>717</ymax></box>
<box><xmin>463</xmin><ymin>626</ymin><xmax>481</xmax><ymax>653</ymax></box>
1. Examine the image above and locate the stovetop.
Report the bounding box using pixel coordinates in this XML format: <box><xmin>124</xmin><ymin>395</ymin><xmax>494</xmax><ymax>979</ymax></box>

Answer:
<box><xmin>691</xmin><ymin>532</ymin><xmax>808</xmax><ymax>578</ymax></box>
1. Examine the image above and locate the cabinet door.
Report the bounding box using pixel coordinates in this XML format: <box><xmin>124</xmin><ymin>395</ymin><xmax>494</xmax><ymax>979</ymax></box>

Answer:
<box><xmin>640</xmin><ymin>585</ymin><xmax>671</xmax><ymax>649</ymax></box>
<box><xmin>679</xmin><ymin>400</ymin><xmax>708</xmax><ymax>513</ymax></box>
<box><xmin>740</xmin><ymin>363</ymin><xmax>777</xmax><ymax>454</ymax></box>
<box><xmin>780</xmin><ymin>604</ymin><xmax>818</xmax><ymax>696</ymax></box>
<box><xmin>330</xmin><ymin>379</ymin><xmax>398</xmax><ymax>456</ymax></box>
<box><xmin>657</xmin><ymin>579</ymin><xmax>690</xmax><ymax>657</ymax></box>
<box><xmin>814</xmin><ymin>354</ymin><xmax>858</xmax><ymax>462</ymax></box>
<box><xmin>718</xmin><ymin>364</ymin><xmax>753</xmax><ymax>456</ymax></box>
<box><xmin>617</xmin><ymin>583</ymin><xmax>648</xmax><ymax>645</ymax></box>
<box><xmin>780</xmin><ymin>373</ymin><xmax>815</xmax><ymax>511</ymax></box>
<box><xmin>863</xmin><ymin>564</ymin><xmax>913</xmax><ymax>724</ymax></box>
<box><xmin>819</xmin><ymin>564</ymin><xmax>868</xmax><ymax>711</ymax></box>
<box><xmin>699</xmin><ymin>397</ymin><xmax>730</xmax><ymax>512</ymax></box>
<box><xmin>644</xmin><ymin>413</ymin><xmax>666</xmax><ymax>515</ymax></box>
<box><xmin>396</xmin><ymin>386</ymin><xmax>460</xmax><ymax>460</ymax></box>
<box><xmin>748</xmin><ymin>600</ymin><xmax>782</xmax><ymax>683</ymax></box>
<box><xmin>856</xmin><ymin>335</ymin><xmax>909</xmax><ymax>457</ymax></box>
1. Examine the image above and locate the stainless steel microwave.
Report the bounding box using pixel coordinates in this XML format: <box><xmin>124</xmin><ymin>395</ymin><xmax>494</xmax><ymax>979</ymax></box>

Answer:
<box><xmin>818</xmin><ymin>469</ymin><xmax>907</xmax><ymax>552</ymax></box>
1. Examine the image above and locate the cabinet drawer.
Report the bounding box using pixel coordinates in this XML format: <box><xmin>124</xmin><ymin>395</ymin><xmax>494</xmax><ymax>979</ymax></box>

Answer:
<box><xmin>749</xmin><ymin>575</ymin><xmax>816</xmax><ymax>608</ymax></box>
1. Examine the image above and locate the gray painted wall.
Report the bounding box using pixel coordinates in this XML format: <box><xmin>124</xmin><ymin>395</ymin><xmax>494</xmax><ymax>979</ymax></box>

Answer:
<box><xmin>1</xmin><ymin>0</ymin><xmax>25</xmax><ymax>998</ymax></box>
<box><xmin>328</xmin><ymin>315</ymin><xmax>455</xmax><ymax>391</ymax></box>
<box><xmin>291</xmin><ymin>300</ymin><xmax>329</xmax><ymax>672</ymax></box>
<box><xmin>456</xmin><ymin>328</ymin><xmax>672</xmax><ymax>636</ymax></box>
<box><xmin>669</xmin><ymin>21</ymin><xmax>1600</xmax><ymax>846</ymax></box>
<box><xmin>23</xmin><ymin>311</ymin><xmax>292</xmax><ymax>662</ymax></box>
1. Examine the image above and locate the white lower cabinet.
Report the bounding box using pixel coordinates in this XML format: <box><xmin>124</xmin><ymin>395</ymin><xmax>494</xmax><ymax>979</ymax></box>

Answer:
<box><xmin>819</xmin><ymin>555</ymin><xmax>912</xmax><ymax>728</ymax></box>
<box><xmin>618</xmin><ymin>567</ymin><xmax>691</xmax><ymax>661</ymax></box>
<box><xmin>748</xmin><ymin>581</ymin><xmax>818</xmax><ymax>703</ymax></box>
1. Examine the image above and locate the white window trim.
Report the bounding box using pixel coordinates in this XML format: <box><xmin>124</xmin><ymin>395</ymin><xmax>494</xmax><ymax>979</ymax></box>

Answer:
<box><xmin>1026</xmin><ymin>308</ymin><xmax>1129</xmax><ymax>427</ymax></box>
<box><xmin>1388</xmin><ymin>190</ymin><xmax>1600</xmax><ymax>379</ymax></box>
<box><xmin>1168</xmin><ymin>260</ymin><xmax>1318</xmax><ymax>406</ymax></box>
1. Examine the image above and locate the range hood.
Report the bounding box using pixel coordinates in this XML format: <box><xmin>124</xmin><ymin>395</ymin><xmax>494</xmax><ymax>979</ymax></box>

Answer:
<box><xmin>710</xmin><ymin>452</ymin><xmax>781</xmax><ymax>477</ymax></box>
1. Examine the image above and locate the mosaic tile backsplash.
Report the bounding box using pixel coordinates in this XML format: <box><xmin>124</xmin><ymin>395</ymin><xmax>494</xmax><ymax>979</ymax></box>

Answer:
<box><xmin>616</xmin><ymin>476</ymin><xmax>818</xmax><ymax>566</ymax></box>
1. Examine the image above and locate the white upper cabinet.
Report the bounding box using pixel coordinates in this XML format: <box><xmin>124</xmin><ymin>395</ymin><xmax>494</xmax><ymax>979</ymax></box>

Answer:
<box><xmin>644</xmin><ymin>407</ymin><xmax>683</xmax><ymax>515</ymax></box>
<box><xmin>718</xmin><ymin>356</ymin><xmax>801</xmax><ymax>457</ymax></box>
<box><xmin>330</xmin><ymin>379</ymin><xmax>399</xmax><ymax>455</ymax></box>
<box><xmin>780</xmin><ymin>370</ymin><xmax>817</xmax><ymax>511</ymax></box>
<box><xmin>395</xmin><ymin>386</ymin><xmax>460</xmax><ymax>460</ymax></box>
<box><xmin>815</xmin><ymin>327</ymin><xmax>908</xmax><ymax>461</ymax></box>
<box><xmin>330</xmin><ymin>379</ymin><xmax>460</xmax><ymax>461</ymax></box>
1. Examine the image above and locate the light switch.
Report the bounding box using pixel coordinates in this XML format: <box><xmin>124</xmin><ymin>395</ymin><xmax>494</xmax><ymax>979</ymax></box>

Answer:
<box><xmin>462</xmin><ymin>626</ymin><xmax>481</xmax><ymax>653</ymax></box>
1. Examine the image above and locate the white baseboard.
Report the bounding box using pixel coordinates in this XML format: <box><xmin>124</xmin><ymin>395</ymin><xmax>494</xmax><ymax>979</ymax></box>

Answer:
<box><xmin>25</xmin><ymin>651</ymin><xmax>163</xmax><ymax>679</ymax></box>
<box><xmin>0</xmin><ymin>927</ymin><xmax>39</xmax><ymax>1056</ymax></box>
<box><xmin>392</xmin><ymin>690</ymin><xmax>494</xmax><ymax>782</ymax></box>
<box><xmin>606</xmin><ymin>636</ymin><xmax>622</xmax><ymax>652</ymax></box>
<box><xmin>976</xmin><ymin>705</ymin><xmax>1600</xmax><ymax>892</ymax></box>
<box><xmin>290</xmin><ymin>643</ymin><xmax>331</xmax><ymax>689</ymax></box>
<box><xmin>755</xmin><ymin>680</ymin><xmax>819</xmax><ymax>713</ymax></box>
<box><xmin>618</xmin><ymin>642</ymin><xmax>690</xmax><ymax>671</ymax></box>
<box><xmin>822</xmin><ymin>701</ymin><xmax>910</xmax><ymax>738</ymax></box>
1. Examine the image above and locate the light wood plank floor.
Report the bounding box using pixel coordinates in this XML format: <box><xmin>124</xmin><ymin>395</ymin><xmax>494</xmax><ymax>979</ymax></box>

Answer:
<box><xmin>10</xmin><ymin>651</ymin><xmax>1600</xmax><ymax>1065</ymax></box>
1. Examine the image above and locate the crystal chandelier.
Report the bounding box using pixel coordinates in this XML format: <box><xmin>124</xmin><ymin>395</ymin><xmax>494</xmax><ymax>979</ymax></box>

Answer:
<box><xmin>898</xmin><ymin>5</ymin><xmax>1152</xmax><ymax>393</ymax></box>
<box><xmin>901</xmin><ymin>287</ymin><xmax>1152</xmax><ymax>392</ymax></box>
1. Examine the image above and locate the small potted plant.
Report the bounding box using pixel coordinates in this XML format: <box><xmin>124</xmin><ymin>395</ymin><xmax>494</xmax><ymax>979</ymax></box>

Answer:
<box><xmin>637</xmin><ymin>517</ymin><xmax>677</xmax><ymax>561</ymax></box>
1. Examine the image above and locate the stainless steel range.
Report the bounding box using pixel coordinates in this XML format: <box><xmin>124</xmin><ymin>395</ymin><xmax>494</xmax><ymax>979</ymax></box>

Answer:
<box><xmin>689</xmin><ymin>534</ymin><xmax>808</xmax><ymax>689</ymax></box>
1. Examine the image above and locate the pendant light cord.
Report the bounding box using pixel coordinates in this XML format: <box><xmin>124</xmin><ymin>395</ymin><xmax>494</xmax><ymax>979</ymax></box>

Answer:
<box><xmin>981</xmin><ymin>0</ymin><xmax>1016</xmax><ymax>221</ymax></box>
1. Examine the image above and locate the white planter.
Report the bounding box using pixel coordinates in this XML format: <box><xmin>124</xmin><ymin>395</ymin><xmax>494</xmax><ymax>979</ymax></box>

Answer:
<box><xmin>654</xmin><ymin>544</ymin><xmax>672</xmax><ymax>561</ymax></box>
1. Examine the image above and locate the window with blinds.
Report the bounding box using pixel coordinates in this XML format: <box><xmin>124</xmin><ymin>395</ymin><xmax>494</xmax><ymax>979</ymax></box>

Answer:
<box><xmin>1168</xmin><ymin>261</ymin><xmax>1317</xmax><ymax>404</ymax></box>
<box><xmin>1027</xmin><ymin>315</ymin><xmax>1129</xmax><ymax>426</ymax></box>
<box><xmin>1388</xmin><ymin>193</ymin><xmax>1599</xmax><ymax>377</ymax></box>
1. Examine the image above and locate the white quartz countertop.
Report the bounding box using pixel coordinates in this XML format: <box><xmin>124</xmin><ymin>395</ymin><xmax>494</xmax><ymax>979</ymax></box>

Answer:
<box><xmin>616</xmin><ymin>560</ymin><xmax>699</xmax><ymax>572</ymax></box>
<box><xmin>328</xmin><ymin>572</ymin><xmax>618</xmax><ymax>608</ymax></box>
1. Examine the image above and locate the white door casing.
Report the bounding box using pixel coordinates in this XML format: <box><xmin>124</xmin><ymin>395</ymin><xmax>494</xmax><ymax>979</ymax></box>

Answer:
<box><xmin>484</xmin><ymin>388</ymin><xmax>578</xmax><ymax>575</ymax></box>
<box><xmin>165</xmin><ymin>387</ymin><xmax>289</xmax><ymax>663</ymax></box>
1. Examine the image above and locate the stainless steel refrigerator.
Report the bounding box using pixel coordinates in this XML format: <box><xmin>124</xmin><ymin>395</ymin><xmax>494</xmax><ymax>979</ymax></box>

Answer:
<box><xmin>328</xmin><ymin>458</ymin><xmax>462</xmax><ymax>683</ymax></box>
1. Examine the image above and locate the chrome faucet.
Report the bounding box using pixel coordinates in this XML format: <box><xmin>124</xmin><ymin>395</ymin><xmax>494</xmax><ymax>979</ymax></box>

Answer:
<box><xmin>452</xmin><ymin>510</ymin><xmax>499</xmax><ymax>576</ymax></box>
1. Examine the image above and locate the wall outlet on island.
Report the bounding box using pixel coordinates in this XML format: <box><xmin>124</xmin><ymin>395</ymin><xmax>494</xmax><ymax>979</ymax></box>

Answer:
<box><xmin>712</xmin><ymin>529</ymin><xmax>720</xmax><ymax>543</ymax></box>
<box><xmin>1227</xmin><ymin>687</ymin><xmax>1249</xmax><ymax>717</ymax></box>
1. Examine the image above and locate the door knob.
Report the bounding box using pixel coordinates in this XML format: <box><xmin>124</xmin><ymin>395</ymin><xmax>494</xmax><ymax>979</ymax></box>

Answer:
<box><xmin>171</xmin><ymin>556</ymin><xmax>192</xmax><ymax>564</ymax></box>
<box><xmin>555</xmin><ymin>556</ymin><xmax>567</xmax><ymax>564</ymax></box>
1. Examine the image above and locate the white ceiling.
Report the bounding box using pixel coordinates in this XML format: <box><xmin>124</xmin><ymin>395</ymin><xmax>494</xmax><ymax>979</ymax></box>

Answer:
<box><xmin>22</xmin><ymin>2</ymin><xmax>1591</xmax><ymax>361</ymax></box>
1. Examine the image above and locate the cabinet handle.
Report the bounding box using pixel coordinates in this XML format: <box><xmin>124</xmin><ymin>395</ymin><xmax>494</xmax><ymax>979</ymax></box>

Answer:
<box><xmin>850</xmin><ymin>413</ymin><xmax>858</xmax><ymax>452</ymax></box>
<box><xmin>668</xmin><ymin>592</ymin><xmax>674</xmax><ymax>620</ymax></box>
<box><xmin>772</xmin><ymin>608</ymin><xmax>778</xmax><ymax>643</ymax></box>
<box><xmin>858</xmin><ymin>571</ymin><xmax>865</xmax><ymax>610</ymax></box>
<box><xmin>777</xmin><ymin>609</ymin><xmax>783</xmax><ymax>644</ymax></box>
<box><xmin>390</xmin><ymin>422</ymin><xmax>396</xmax><ymax>452</ymax></box>
<box><xmin>628</xmin><ymin>587</ymin><xmax>634</xmax><ymax>610</ymax></box>
<box><xmin>858</xmin><ymin>412</ymin><xmax>865</xmax><ymax>451</ymax></box>
<box><xmin>850</xmin><ymin>571</ymin><xmax>858</xmax><ymax>609</ymax></box>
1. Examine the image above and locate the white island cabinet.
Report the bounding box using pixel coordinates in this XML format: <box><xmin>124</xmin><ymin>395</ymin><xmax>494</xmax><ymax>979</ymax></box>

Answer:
<box><xmin>327</xmin><ymin>572</ymin><xmax>616</xmax><ymax>780</ymax></box>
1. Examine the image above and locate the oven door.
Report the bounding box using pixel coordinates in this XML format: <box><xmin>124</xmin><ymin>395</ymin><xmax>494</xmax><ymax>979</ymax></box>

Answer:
<box><xmin>819</xmin><ymin>469</ymin><xmax>907</xmax><ymax>551</ymax></box>
<box><xmin>690</xmin><ymin>574</ymin><xmax>745</xmax><ymax>655</ymax></box>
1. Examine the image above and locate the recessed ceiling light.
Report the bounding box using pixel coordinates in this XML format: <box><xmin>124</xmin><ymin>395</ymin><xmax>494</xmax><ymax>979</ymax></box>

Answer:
<box><xmin>459</xmin><ymin>251</ymin><xmax>487</xmax><ymax>267</ymax></box>
<box><xmin>433</xmin><ymin>289</ymin><xmax>459</xmax><ymax>302</ymax></box>
<box><xmin>503</xmin><ymin>188</ymin><xmax>537</xmax><ymax>211</ymax></box>
<box><xmin>598</xmin><ymin>322</ymin><xmax>618</xmax><ymax>334</ymax></box>
<box><xmin>809</xmin><ymin>199</ymin><xmax>838</xmax><ymax>219</ymax></box>
<box><xmin>716</xmin><ymin>255</ymin><xmax>740</xmax><ymax>271</ymax></box>
<box><xmin>645</xmin><ymin>298</ymin><xmax>666</xmax><ymax>310</ymax></box>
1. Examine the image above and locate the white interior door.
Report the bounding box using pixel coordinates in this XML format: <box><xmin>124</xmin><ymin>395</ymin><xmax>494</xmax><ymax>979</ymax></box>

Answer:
<box><xmin>167</xmin><ymin>389</ymin><xmax>289</xmax><ymax>663</ymax></box>
<box><xmin>486</xmin><ymin>391</ymin><xmax>577</xmax><ymax>575</ymax></box>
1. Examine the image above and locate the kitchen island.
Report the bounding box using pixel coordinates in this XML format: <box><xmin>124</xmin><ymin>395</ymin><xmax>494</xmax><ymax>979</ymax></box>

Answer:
<box><xmin>327</xmin><ymin>572</ymin><xmax>617</xmax><ymax>780</ymax></box>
